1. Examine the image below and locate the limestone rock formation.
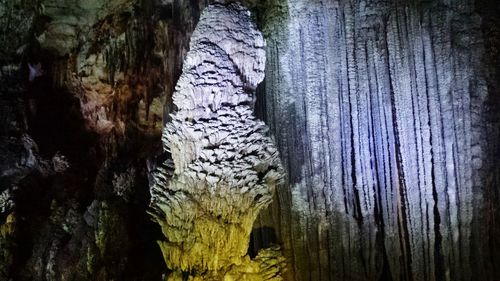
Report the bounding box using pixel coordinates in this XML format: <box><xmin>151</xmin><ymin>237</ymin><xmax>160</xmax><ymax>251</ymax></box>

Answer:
<box><xmin>254</xmin><ymin>0</ymin><xmax>500</xmax><ymax>280</ymax></box>
<box><xmin>0</xmin><ymin>0</ymin><xmax>197</xmax><ymax>280</ymax></box>
<box><xmin>1</xmin><ymin>0</ymin><xmax>499</xmax><ymax>280</ymax></box>
<box><xmin>149</xmin><ymin>3</ymin><xmax>285</xmax><ymax>280</ymax></box>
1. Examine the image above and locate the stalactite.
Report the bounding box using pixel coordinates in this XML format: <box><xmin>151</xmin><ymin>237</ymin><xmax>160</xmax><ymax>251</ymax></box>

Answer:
<box><xmin>149</xmin><ymin>3</ymin><xmax>286</xmax><ymax>280</ymax></box>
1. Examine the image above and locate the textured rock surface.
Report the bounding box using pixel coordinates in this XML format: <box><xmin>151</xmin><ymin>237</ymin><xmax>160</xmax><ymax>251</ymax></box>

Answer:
<box><xmin>149</xmin><ymin>3</ymin><xmax>285</xmax><ymax>280</ymax></box>
<box><xmin>1</xmin><ymin>0</ymin><xmax>499</xmax><ymax>280</ymax></box>
<box><xmin>255</xmin><ymin>0</ymin><xmax>500</xmax><ymax>280</ymax></box>
<box><xmin>0</xmin><ymin>0</ymin><xmax>208</xmax><ymax>280</ymax></box>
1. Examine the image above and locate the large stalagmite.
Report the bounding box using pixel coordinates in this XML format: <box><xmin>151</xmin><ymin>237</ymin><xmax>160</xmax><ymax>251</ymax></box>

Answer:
<box><xmin>149</xmin><ymin>3</ymin><xmax>285</xmax><ymax>280</ymax></box>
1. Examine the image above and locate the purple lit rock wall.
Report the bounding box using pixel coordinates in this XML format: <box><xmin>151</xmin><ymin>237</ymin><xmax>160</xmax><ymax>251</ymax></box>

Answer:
<box><xmin>254</xmin><ymin>0</ymin><xmax>500</xmax><ymax>280</ymax></box>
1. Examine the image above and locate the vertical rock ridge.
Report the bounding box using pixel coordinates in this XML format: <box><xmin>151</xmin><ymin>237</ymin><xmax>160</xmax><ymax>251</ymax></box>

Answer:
<box><xmin>256</xmin><ymin>0</ymin><xmax>496</xmax><ymax>280</ymax></box>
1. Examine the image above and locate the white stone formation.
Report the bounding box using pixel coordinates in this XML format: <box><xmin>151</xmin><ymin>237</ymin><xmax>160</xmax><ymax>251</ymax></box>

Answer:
<box><xmin>149</xmin><ymin>2</ymin><xmax>285</xmax><ymax>280</ymax></box>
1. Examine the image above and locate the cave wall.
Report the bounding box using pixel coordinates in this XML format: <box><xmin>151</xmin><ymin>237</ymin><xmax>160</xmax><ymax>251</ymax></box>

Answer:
<box><xmin>0</xmin><ymin>0</ymin><xmax>208</xmax><ymax>280</ymax></box>
<box><xmin>254</xmin><ymin>0</ymin><xmax>500</xmax><ymax>280</ymax></box>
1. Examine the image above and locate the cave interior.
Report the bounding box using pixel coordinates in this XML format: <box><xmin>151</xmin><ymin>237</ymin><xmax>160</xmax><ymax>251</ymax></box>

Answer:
<box><xmin>0</xmin><ymin>0</ymin><xmax>499</xmax><ymax>280</ymax></box>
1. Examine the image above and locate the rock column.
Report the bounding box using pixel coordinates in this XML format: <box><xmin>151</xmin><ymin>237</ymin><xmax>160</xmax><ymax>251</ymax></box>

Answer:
<box><xmin>149</xmin><ymin>3</ymin><xmax>285</xmax><ymax>280</ymax></box>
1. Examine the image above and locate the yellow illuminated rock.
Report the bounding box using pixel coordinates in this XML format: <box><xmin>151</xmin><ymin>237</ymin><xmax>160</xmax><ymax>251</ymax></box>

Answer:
<box><xmin>149</xmin><ymin>2</ymin><xmax>286</xmax><ymax>280</ymax></box>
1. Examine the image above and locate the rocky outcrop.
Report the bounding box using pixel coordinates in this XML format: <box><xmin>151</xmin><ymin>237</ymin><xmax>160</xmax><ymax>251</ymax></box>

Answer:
<box><xmin>36</xmin><ymin>0</ymin><xmax>133</xmax><ymax>56</ymax></box>
<box><xmin>149</xmin><ymin>3</ymin><xmax>285</xmax><ymax>280</ymax></box>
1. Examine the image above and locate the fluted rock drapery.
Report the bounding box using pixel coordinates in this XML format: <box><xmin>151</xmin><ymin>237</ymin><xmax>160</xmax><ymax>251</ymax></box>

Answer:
<box><xmin>255</xmin><ymin>0</ymin><xmax>500</xmax><ymax>280</ymax></box>
<box><xmin>149</xmin><ymin>3</ymin><xmax>285</xmax><ymax>280</ymax></box>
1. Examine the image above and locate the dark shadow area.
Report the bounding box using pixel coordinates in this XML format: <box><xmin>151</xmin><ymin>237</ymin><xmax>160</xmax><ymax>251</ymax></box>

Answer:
<box><xmin>248</xmin><ymin>226</ymin><xmax>278</xmax><ymax>258</ymax></box>
<box><xmin>5</xmin><ymin>68</ymin><xmax>166</xmax><ymax>280</ymax></box>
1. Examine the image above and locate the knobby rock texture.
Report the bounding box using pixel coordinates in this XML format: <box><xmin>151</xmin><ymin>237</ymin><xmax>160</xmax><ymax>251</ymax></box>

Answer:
<box><xmin>254</xmin><ymin>0</ymin><xmax>500</xmax><ymax>280</ymax></box>
<box><xmin>149</xmin><ymin>3</ymin><xmax>286</xmax><ymax>280</ymax></box>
